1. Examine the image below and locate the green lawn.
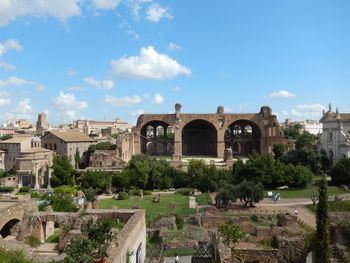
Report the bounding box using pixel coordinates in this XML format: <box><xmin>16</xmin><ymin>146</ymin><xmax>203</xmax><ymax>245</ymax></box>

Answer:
<box><xmin>307</xmin><ymin>199</ymin><xmax>350</xmax><ymax>214</ymax></box>
<box><xmin>265</xmin><ymin>186</ymin><xmax>349</xmax><ymax>199</ymax></box>
<box><xmin>99</xmin><ymin>194</ymin><xmax>195</xmax><ymax>225</ymax></box>
<box><xmin>196</xmin><ymin>193</ymin><xmax>212</xmax><ymax>206</ymax></box>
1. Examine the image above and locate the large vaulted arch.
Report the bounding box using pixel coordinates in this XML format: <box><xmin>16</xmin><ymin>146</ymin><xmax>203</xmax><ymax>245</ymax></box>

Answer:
<box><xmin>140</xmin><ymin>120</ymin><xmax>174</xmax><ymax>156</ymax></box>
<box><xmin>225</xmin><ymin>120</ymin><xmax>261</xmax><ymax>156</ymax></box>
<box><xmin>182</xmin><ymin>120</ymin><xmax>217</xmax><ymax>156</ymax></box>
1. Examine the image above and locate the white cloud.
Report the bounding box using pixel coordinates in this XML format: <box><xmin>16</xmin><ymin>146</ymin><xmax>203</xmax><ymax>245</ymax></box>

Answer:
<box><xmin>296</xmin><ymin>104</ymin><xmax>325</xmax><ymax>112</ymax></box>
<box><xmin>125</xmin><ymin>0</ymin><xmax>152</xmax><ymax>19</ymax></box>
<box><xmin>173</xmin><ymin>86</ymin><xmax>181</xmax><ymax>92</ymax></box>
<box><xmin>84</xmin><ymin>77</ymin><xmax>115</xmax><ymax>90</ymax></box>
<box><xmin>146</xmin><ymin>3</ymin><xmax>173</xmax><ymax>22</ymax></box>
<box><xmin>0</xmin><ymin>91</ymin><xmax>10</xmax><ymax>107</ymax></box>
<box><xmin>0</xmin><ymin>76</ymin><xmax>46</xmax><ymax>91</ymax></box>
<box><xmin>279</xmin><ymin>104</ymin><xmax>326</xmax><ymax>121</ymax></box>
<box><xmin>0</xmin><ymin>39</ymin><xmax>22</xmax><ymax>56</ymax></box>
<box><xmin>109</xmin><ymin>46</ymin><xmax>191</xmax><ymax>80</ymax></box>
<box><xmin>127</xmin><ymin>30</ymin><xmax>140</xmax><ymax>40</ymax></box>
<box><xmin>0</xmin><ymin>61</ymin><xmax>16</xmax><ymax>71</ymax></box>
<box><xmin>167</xmin><ymin>42</ymin><xmax>182</xmax><ymax>51</ymax></box>
<box><xmin>67</xmin><ymin>86</ymin><xmax>88</xmax><ymax>91</ymax></box>
<box><xmin>103</xmin><ymin>94</ymin><xmax>142</xmax><ymax>107</ymax></box>
<box><xmin>265</xmin><ymin>90</ymin><xmax>296</xmax><ymax>98</ymax></box>
<box><xmin>16</xmin><ymin>98</ymin><xmax>32</xmax><ymax>113</ymax></box>
<box><xmin>151</xmin><ymin>93</ymin><xmax>164</xmax><ymax>104</ymax></box>
<box><xmin>0</xmin><ymin>0</ymin><xmax>82</xmax><ymax>26</ymax></box>
<box><xmin>131</xmin><ymin>109</ymin><xmax>144</xmax><ymax>116</ymax></box>
<box><xmin>53</xmin><ymin>92</ymin><xmax>88</xmax><ymax>120</ymax></box>
<box><xmin>92</xmin><ymin>0</ymin><xmax>121</xmax><ymax>9</ymax></box>
<box><xmin>66</xmin><ymin>69</ymin><xmax>79</xmax><ymax>76</ymax></box>
<box><xmin>0</xmin><ymin>98</ymin><xmax>33</xmax><ymax>121</ymax></box>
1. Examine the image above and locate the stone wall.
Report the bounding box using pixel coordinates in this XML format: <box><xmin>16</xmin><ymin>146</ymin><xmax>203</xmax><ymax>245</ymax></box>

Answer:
<box><xmin>201</xmin><ymin>216</ymin><xmax>255</xmax><ymax>234</ymax></box>
<box><xmin>0</xmin><ymin>200</ymin><xmax>38</xmax><ymax>231</ymax></box>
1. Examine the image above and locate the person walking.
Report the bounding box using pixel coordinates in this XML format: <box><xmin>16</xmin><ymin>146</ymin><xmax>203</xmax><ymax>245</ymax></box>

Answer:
<box><xmin>175</xmin><ymin>254</ymin><xmax>179</xmax><ymax>263</ymax></box>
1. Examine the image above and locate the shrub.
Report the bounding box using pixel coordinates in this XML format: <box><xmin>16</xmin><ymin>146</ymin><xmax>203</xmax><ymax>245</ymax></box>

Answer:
<box><xmin>19</xmin><ymin>186</ymin><xmax>30</xmax><ymax>193</ymax></box>
<box><xmin>0</xmin><ymin>187</ymin><xmax>14</xmax><ymax>193</ymax></box>
<box><xmin>26</xmin><ymin>236</ymin><xmax>41</xmax><ymax>247</ymax></box>
<box><xmin>177</xmin><ymin>188</ymin><xmax>192</xmax><ymax>196</ymax></box>
<box><xmin>83</xmin><ymin>188</ymin><xmax>97</xmax><ymax>203</ymax></box>
<box><xmin>330</xmin><ymin>158</ymin><xmax>350</xmax><ymax>185</ymax></box>
<box><xmin>118</xmin><ymin>191</ymin><xmax>129</xmax><ymax>200</ymax></box>
<box><xmin>143</xmin><ymin>190</ymin><xmax>151</xmax><ymax>195</ymax></box>
<box><xmin>30</xmin><ymin>192</ymin><xmax>41</xmax><ymax>199</ymax></box>
<box><xmin>128</xmin><ymin>188</ymin><xmax>140</xmax><ymax>196</ymax></box>
<box><xmin>175</xmin><ymin>214</ymin><xmax>184</xmax><ymax>229</ymax></box>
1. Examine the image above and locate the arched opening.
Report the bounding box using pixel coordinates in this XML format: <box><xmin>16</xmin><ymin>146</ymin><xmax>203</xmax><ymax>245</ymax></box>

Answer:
<box><xmin>140</xmin><ymin>121</ymin><xmax>173</xmax><ymax>156</ymax></box>
<box><xmin>225</xmin><ymin>120</ymin><xmax>261</xmax><ymax>157</ymax></box>
<box><xmin>0</xmin><ymin>219</ymin><xmax>20</xmax><ymax>238</ymax></box>
<box><xmin>182</xmin><ymin>120</ymin><xmax>217</xmax><ymax>156</ymax></box>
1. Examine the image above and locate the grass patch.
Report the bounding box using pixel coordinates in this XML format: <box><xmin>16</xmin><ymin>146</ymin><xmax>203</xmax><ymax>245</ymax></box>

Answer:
<box><xmin>45</xmin><ymin>232</ymin><xmax>59</xmax><ymax>243</ymax></box>
<box><xmin>265</xmin><ymin>186</ymin><xmax>348</xmax><ymax>199</ymax></box>
<box><xmin>307</xmin><ymin>199</ymin><xmax>350</xmax><ymax>214</ymax></box>
<box><xmin>99</xmin><ymin>194</ymin><xmax>195</xmax><ymax>225</ymax></box>
<box><xmin>163</xmin><ymin>248</ymin><xmax>194</xmax><ymax>257</ymax></box>
<box><xmin>196</xmin><ymin>193</ymin><xmax>212</xmax><ymax>206</ymax></box>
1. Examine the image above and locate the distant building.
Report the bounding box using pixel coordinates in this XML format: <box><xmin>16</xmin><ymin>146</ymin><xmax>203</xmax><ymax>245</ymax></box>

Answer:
<box><xmin>0</xmin><ymin>150</ymin><xmax>5</xmax><ymax>170</ymax></box>
<box><xmin>36</xmin><ymin>112</ymin><xmax>49</xmax><ymax>132</ymax></box>
<box><xmin>0</xmin><ymin>136</ymin><xmax>54</xmax><ymax>189</ymax></box>
<box><xmin>17</xmin><ymin>119</ymin><xmax>31</xmax><ymax>129</ymax></box>
<box><xmin>41</xmin><ymin>131</ymin><xmax>97</xmax><ymax>168</ymax></box>
<box><xmin>16</xmin><ymin>137</ymin><xmax>54</xmax><ymax>189</ymax></box>
<box><xmin>74</xmin><ymin>118</ymin><xmax>132</xmax><ymax>136</ymax></box>
<box><xmin>89</xmin><ymin>150</ymin><xmax>125</xmax><ymax>168</ymax></box>
<box><xmin>319</xmin><ymin>104</ymin><xmax>350</xmax><ymax>165</ymax></box>
<box><xmin>0</xmin><ymin>136</ymin><xmax>32</xmax><ymax>170</ymax></box>
<box><xmin>282</xmin><ymin>119</ymin><xmax>323</xmax><ymax>135</ymax></box>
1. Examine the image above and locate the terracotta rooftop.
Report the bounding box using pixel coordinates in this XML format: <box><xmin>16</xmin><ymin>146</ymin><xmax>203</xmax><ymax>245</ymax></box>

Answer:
<box><xmin>0</xmin><ymin>136</ymin><xmax>32</xmax><ymax>144</ymax></box>
<box><xmin>48</xmin><ymin>131</ymin><xmax>96</xmax><ymax>143</ymax></box>
<box><xmin>21</xmin><ymin>147</ymin><xmax>52</xmax><ymax>153</ymax></box>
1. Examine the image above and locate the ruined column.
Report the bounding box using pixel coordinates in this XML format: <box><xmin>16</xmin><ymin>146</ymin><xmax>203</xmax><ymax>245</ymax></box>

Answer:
<box><xmin>34</xmin><ymin>162</ymin><xmax>39</xmax><ymax>190</ymax></box>
<box><xmin>18</xmin><ymin>172</ymin><xmax>23</xmax><ymax>188</ymax></box>
<box><xmin>173</xmin><ymin>103</ymin><xmax>182</xmax><ymax>158</ymax></box>
<box><xmin>47</xmin><ymin>167</ymin><xmax>52</xmax><ymax>190</ymax></box>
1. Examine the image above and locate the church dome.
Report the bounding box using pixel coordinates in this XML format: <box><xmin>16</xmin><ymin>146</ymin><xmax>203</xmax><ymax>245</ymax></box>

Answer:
<box><xmin>32</xmin><ymin>137</ymin><xmax>41</xmax><ymax>143</ymax></box>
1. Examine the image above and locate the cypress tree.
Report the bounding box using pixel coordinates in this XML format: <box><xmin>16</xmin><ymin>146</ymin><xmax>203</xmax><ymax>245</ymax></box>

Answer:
<box><xmin>315</xmin><ymin>176</ymin><xmax>330</xmax><ymax>263</ymax></box>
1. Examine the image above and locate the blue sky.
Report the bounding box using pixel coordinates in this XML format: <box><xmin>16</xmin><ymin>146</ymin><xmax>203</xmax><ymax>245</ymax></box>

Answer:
<box><xmin>0</xmin><ymin>0</ymin><xmax>349</xmax><ymax>125</ymax></box>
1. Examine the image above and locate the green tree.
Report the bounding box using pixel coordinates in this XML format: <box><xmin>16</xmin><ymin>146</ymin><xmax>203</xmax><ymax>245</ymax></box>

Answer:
<box><xmin>272</xmin><ymin>143</ymin><xmax>285</xmax><ymax>160</ymax></box>
<box><xmin>233</xmin><ymin>180</ymin><xmax>264</xmax><ymax>207</ymax></box>
<box><xmin>218</xmin><ymin>220</ymin><xmax>245</xmax><ymax>262</ymax></box>
<box><xmin>295</xmin><ymin>131</ymin><xmax>317</xmax><ymax>150</ymax></box>
<box><xmin>215</xmin><ymin>184</ymin><xmax>236</xmax><ymax>207</ymax></box>
<box><xmin>79</xmin><ymin>171</ymin><xmax>112</xmax><ymax>193</ymax></box>
<box><xmin>64</xmin><ymin>237</ymin><xmax>95</xmax><ymax>263</ymax></box>
<box><xmin>283</xmin><ymin>148</ymin><xmax>321</xmax><ymax>175</ymax></box>
<box><xmin>283</xmin><ymin>127</ymin><xmax>300</xmax><ymax>140</ymax></box>
<box><xmin>315</xmin><ymin>176</ymin><xmax>330</xmax><ymax>263</ymax></box>
<box><xmin>330</xmin><ymin>158</ymin><xmax>350</xmax><ymax>185</ymax></box>
<box><xmin>42</xmin><ymin>186</ymin><xmax>78</xmax><ymax>212</ymax></box>
<box><xmin>51</xmin><ymin>155</ymin><xmax>75</xmax><ymax>187</ymax></box>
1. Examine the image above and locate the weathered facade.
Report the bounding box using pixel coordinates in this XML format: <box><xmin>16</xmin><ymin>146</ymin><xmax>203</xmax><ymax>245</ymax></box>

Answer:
<box><xmin>89</xmin><ymin>150</ymin><xmax>125</xmax><ymax>168</ymax></box>
<box><xmin>134</xmin><ymin>104</ymin><xmax>284</xmax><ymax>158</ymax></box>
<box><xmin>319</xmin><ymin>104</ymin><xmax>350</xmax><ymax>165</ymax></box>
<box><xmin>41</xmin><ymin>131</ymin><xmax>96</xmax><ymax>168</ymax></box>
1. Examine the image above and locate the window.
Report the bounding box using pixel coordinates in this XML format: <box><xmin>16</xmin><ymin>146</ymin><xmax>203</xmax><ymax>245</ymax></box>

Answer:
<box><xmin>329</xmin><ymin>131</ymin><xmax>333</xmax><ymax>142</ymax></box>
